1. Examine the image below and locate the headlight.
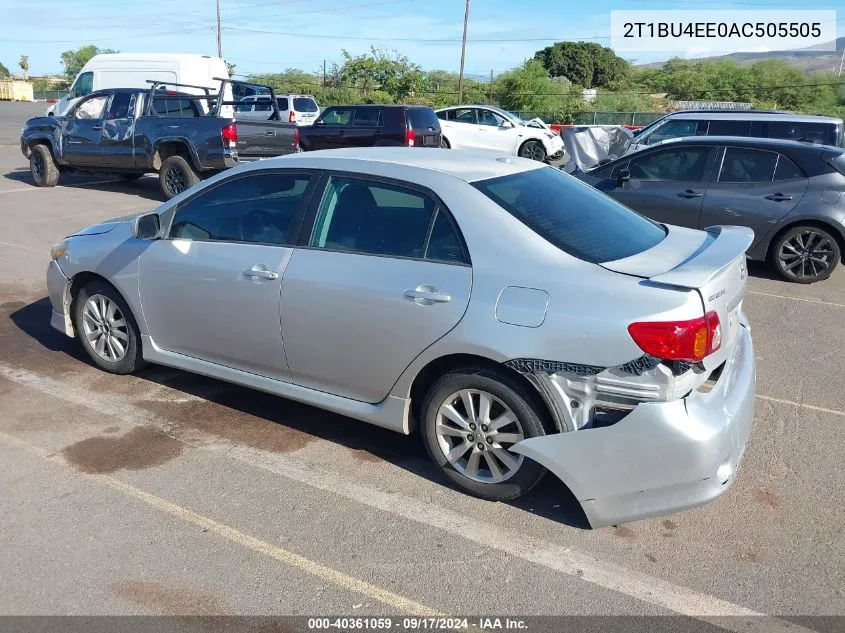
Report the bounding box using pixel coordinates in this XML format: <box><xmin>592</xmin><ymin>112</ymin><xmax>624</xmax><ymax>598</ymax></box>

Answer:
<box><xmin>50</xmin><ymin>241</ymin><xmax>68</xmax><ymax>260</ymax></box>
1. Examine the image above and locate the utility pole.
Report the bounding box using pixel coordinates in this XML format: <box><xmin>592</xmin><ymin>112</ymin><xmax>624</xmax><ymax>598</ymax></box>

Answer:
<box><xmin>488</xmin><ymin>68</ymin><xmax>493</xmax><ymax>104</ymax></box>
<box><xmin>838</xmin><ymin>45</ymin><xmax>845</xmax><ymax>78</ymax></box>
<box><xmin>457</xmin><ymin>0</ymin><xmax>470</xmax><ymax>104</ymax></box>
<box><xmin>216</xmin><ymin>0</ymin><xmax>223</xmax><ymax>58</ymax></box>
<box><xmin>323</xmin><ymin>59</ymin><xmax>327</xmax><ymax>87</ymax></box>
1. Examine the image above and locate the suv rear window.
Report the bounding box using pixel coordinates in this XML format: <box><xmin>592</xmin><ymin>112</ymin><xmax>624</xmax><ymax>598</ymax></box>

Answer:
<box><xmin>294</xmin><ymin>97</ymin><xmax>318</xmax><ymax>112</ymax></box>
<box><xmin>407</xmin><ymin>108</ymin><xmax>440</xmax><ymax>132</ymax></box>
<box><xmin>472</xmin><ymin>167</ymin><xmax>666</xmax><ymax>263</ymax></box>
<box><xmin>768</xmin><ymin>121</ymin><xmax>832</xmax><ymax>145</ymax></box>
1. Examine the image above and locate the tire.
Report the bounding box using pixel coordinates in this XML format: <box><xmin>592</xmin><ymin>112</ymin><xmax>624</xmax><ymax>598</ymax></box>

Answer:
<box><xmin>770</xmin><ymin>225</ymin><xmax>841</xmax><ymax>284</ymax></box>
<box><xmin>119</xmin><ymin>173</ymin><xmax>143</xmax><ymax>182</ymax></box>
<box><xmin>159</xmin><ymin>155</ymin><xmax>199</xmax><ymax>200</ymax></box>
<box><xmin>518</xmin><ymin>139</ymin><xmax>547</xmax><ymax>162</ymax></box>
<box><xmin>73</xmin><ymin>280</ymin><xmax>145</xmax><ymax>375</ymax></box>
<box><xmin>420</xmin><ymin>368</ymin><xmax>549</xmax><ymax>501</ymax></box>
<box><xmin>440</xmin><ymin>136</ymin><xmax>451</xmax><ymax>149</ymax></box>
<box><xmin>30</xmin><ymin>144</ymin><xmax>60</xmax><ymax>187</ymax></box>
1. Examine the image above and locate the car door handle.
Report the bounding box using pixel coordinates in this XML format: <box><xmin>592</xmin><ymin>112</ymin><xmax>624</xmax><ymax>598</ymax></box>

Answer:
<box><xmin>677</xmin><ymin>190</ymin><xmax>703</xmax><ymax>199</ymax></box>
<box><xmin>764</xmin><ymin>193</ymin><xmax>793</xmax><ymax>201</ymax></box>
<box><xmin>404</xmin><ymin>288</ymin><xmax>451</xmax><ymax>305</ymax></box>
<box><xmin>243</xmin><ymin>267</ymin><xmax>279</xmax><ymax>280</ymax></box>
<box><xmin>91</xmin><ymin>125</ymin><xmax>102</xmax><ymax>131</ymax></box>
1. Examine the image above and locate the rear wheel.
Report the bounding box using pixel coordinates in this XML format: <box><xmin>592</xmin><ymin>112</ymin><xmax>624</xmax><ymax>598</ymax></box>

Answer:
<box><xmin>518</xmin><ymin>140</ymin><xmax>546</xmax><ymax>162</ymax></box>
<box><xmin>420</xmin><ymin>369</ymin><xmax>549</xmax><ymax>501</ymax></box>
<box><xmin>440</xmin><ymin>136</ymin><xmax>451</xmax><ymax>149</ymax></box>
<box><xmin>771</xmin><ymin>225</ymin><xmax>840</xmax><ymax>284</ymax></box>
<box><xmin>159</xmin><ymin>155</ymin><xmax>199</xmax><ymax>200</ymax></box>
<box><xmin>30</xmin><ymin>144</ymin><xmax>60</xmax><ymax>187</ymax></box>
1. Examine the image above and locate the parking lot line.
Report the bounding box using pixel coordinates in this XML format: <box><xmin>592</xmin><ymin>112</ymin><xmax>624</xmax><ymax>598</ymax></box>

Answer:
<box><xmin>0</xmin><ymin>362</ymin><xmax>817</xmax><ymax>633</ymax></box>
<box><xmin>0</xmin><ymin>179</ymin><xmax>118</xmax><ymax>195</ymax></box>
<box><xmin>746</xmin><ymin>291</ymin><xmax>845</xmax><ymax>308</ymax></box>
<box><xmin>756</xmin><ymin>395</ymin><xmax>845</xmax><ymax>418</ymax></box>
<box><xmin>0</xmin><ymin>429</ymin><xmax>444</xmax><ymax>618</ymax></box>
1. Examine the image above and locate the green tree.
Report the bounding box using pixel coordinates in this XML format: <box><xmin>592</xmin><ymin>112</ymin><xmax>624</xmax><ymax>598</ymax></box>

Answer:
<box><xmin>18</xmin><ymin>55</ymin><xmax>29</xmax><ymax>80</ymax></box>
<box><xmin>60</xmin><ymin>45</ymin><xmax>117</xmax><ymax>81</ymax></box>
<box><xmin>495</xmin><ymin>60</ymin><xmax>579</xmax><ymax>122</ymax></box>
<box><xmin>226</xmin><ymin>61</ymin><xmax>236</xmax><ymax>77</ymax></box>
<box><xmin>249</xmin><ymin>69</ymin><xmax>322</xmax><ymax>94</ymax></box>
<box><xmin>0</xmin><ymin>61</ymin><xmax>10</xmax><ymax>78</ymax></box>
<box><xmin>339</xmin><ymin>47</ymin><xmax>425</xmax><ymax>101</ymax></box>
<box><xmin>534</xmin><ymin>42</ymin><xmax>630</xmax><ymax>89</ymax></box>
<box><xmin>423</xmin><ymin>70</ymin><xmax>487</xmax><ymax>107</ymax></box>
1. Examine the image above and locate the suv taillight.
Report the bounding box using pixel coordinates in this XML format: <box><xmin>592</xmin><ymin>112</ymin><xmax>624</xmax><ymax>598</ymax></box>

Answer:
<box><xmin>405</xmin><ymin>127</ymin><xmax>415</xmax><ymax>147</ymax></box>
<box><xmin>627</xmin><ymin>311</ymin><xmax>721</xmax><ymax>363</ymax></box>
<box><xmin>289</xmin><ymin>111</ymin><xmax>296</xmax><ymax>123</ymax></box>
<box><xmin>221</xmin><ymin>123</ymin><xmax>238</xmax><ymax>149</ymax></box>
<box><xmin>294</xmin><ymin>127</ymin><xmax>300</xmax><ymax>151</ymax></box>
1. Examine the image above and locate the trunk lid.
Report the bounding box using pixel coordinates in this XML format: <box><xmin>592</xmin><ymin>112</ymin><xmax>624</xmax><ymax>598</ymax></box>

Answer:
<box><xmin>602</xmin><ymin>224</ymin><xmax>754</xmax><ymax>368</ymax></box>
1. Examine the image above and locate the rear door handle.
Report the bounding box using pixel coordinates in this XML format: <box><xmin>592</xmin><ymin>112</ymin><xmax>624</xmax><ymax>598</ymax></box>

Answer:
<box><xmin>243</xmin><ymin>266</ymin><xmax>279</xmax><ymax>280</ymax></box>
<box><xmin>404</xmin><ymin>287</ymin><xmax>451</xmax><ymax>305</ymax></box>
<box><xmin>764</xmin><ymin>193</ymin><xmax>793</xmax><ymax>201</ymax></box>
<box><xmin>677</xmin><ymin>190</ymin><xmax>703</xmax><ymax>199</ymax></box>
<box><xmin>91</xmin><ymin>125</ymin><xmax>102</xmax><ymax>131</ymax></box>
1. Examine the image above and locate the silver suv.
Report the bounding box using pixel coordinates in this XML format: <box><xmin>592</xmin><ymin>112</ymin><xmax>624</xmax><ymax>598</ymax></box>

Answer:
<box><xmin>236</xmin><ymin>93</ymin><xmax>320</xmax><ymax>125</ymax></box>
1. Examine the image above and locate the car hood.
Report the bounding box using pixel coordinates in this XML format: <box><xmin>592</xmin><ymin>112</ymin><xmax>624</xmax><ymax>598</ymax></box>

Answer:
<box><xmin>560</xmin><ymin>125</ymin><xmax>634</xmax><ymax>173</ymax></box>
<box><xmin>67</xmin><ymin>212</ymin><xmax>144</xmax><ymax>237</ymax></box>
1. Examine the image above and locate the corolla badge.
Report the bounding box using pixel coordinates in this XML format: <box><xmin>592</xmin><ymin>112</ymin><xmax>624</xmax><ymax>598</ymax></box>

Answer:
<box><xmin>708</xmin><ymin>289</ymin><xmax>726</xmax><ymax>302</ymax></box>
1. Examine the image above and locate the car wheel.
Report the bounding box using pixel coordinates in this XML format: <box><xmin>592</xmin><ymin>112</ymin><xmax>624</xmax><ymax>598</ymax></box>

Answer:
<box><xmin>421</xmin><ymin>369</ymin><xmax>549</xmax><ymax>501</ymax></box>
<box><xmin>30</xmin><ymin>144</ymin><xmax>60</xmax><ymax>187</ymax></box>
<box><xmin>73</xmin><ymin>280</ymin><xmax>145</xmax><ymax>375</ymax></box>
<box><xmin>159</xmin><ymin>155</ymin><xmax>199</xmax><ymax>200</ymax></box>
<box><xmin>518</xmin><ymin>140</ymin><xmax>546</xmax><ymax>162</ymax></box>
<box><xmin>119</xmin><ymin>173</ymin><xmax>143</xmax><ymax>182</ymax></box>
<box><xmin>771</xmin><ymin>225</ymin><xmax>841</xmax><ymax>284</ymax></box>
<box><xmin>440</xmin><ymin>137</ymin><xmax>451</xmax><ymax>149</ymax></box>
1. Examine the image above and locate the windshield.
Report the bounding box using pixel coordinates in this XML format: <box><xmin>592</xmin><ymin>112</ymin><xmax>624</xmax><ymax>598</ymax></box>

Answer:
<box><xmin>472</xmin><ymin>167</ymin><xmax>666</xmax><ymax>263</ymax></box>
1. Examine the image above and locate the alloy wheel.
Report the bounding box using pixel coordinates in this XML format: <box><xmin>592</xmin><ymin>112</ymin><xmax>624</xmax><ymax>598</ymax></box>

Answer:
<box><xmin>81</xmin><ymin>294</ymin><xmax>129</xmax><ymax>362</ymax></box>
<box><xmin>435</xmin><ymin>389</ymin><xmax>525</xmax><ymax>483</ymax></box>
<box><xmin>519</xmin><ymin>141</ymin><xmax>545</xmax><ymax>162</ymax></box>
<box><xmin>32</xmin><ymin>152</ymin><xmax>44</xmax><ymax>180</ymax></box>
<box><xmin>165</xmin><ymin>167</ymin><xmax>186</xmax><ymax>195</ymax></box>
<box><xmin>778</xmin><ymin>230</ymin><xmax>835</xmax><ymax>281</ymax></box>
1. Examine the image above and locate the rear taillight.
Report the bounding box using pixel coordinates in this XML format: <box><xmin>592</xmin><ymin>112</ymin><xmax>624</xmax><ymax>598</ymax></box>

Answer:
<box><xmin>289</xmin><ymin>111</ymin><xmax>296</xmax><ymax>123</ymax></box>
<box><xmin>221</xmin><ymin>123</ymin><xmax>238</xmax><ymax>149</ymax></box>
<box><xmin>627</xmin><ymin>311</ymin><xmax>721</xmax><ymax>363</ymax></box>
<box><xmin>294</xmin><ymin>127</ymin><xmax>300</xmax><ymax>151</ymax></box>
<box><xmin>405</xmin><ymin>128</ymin><xmax>415</xmax><ymax>147</ymax></box>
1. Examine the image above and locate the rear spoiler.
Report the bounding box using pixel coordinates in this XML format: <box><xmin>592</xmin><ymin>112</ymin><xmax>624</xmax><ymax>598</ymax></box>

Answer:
<box><xmin>650</xmin><ymin>226</ymin><xmax>755</xmax><ymax>288</ymax></box>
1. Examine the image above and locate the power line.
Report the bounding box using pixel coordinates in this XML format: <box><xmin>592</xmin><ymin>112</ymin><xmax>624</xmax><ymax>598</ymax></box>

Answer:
<box><xmin>223</xmin><ymin>26</ymin><xmax>609</xmax><ymax>42</ymax></box>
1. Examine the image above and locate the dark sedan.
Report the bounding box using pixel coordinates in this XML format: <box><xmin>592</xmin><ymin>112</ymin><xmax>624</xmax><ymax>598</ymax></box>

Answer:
<box><xmin>574</xmin><ymin>137</ymin><xmax>845</xmax><ymax>283</ymax></box>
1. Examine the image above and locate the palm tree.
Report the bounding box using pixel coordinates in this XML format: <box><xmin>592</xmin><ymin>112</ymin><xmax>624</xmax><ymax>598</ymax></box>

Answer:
<box><xmin>18</xmin><ymin>55</ymin><xmax>29</xmax><ymax>80</ymax></box>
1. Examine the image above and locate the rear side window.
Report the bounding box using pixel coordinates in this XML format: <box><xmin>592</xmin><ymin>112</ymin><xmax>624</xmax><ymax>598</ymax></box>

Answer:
<box><xmin>472</xmin><ymin>167</ymin><xmax>667</xmax><ymax>264</ymax></box>
<box><xmin>768</xmin><ymin>121</ymin><xmax>832</xmax><ymax>145</ymax></box>
<box><xmin>107</xmin><ymin>92</ymin><xmax>135</xmax><ymax>120</ymax></box>
<box><xmin>827</xmin><ymin>153</ymin><xmax>845</xmax><ymax>176</ymax></box>
<box><xmin>293</xmin><ymin>97</ymin><xmax>318</xmax><ymax>112</ymax></box>
<box><xmin>152</xmin><ymin>97</ymin><xmax>199</xmax><ymax>118</ymax></box>
<box><xmin>277</xmin><ymin>97</ymin><xmax>289</xmax><ymax>111</ymax></box>
<box><xmin>407</xmin><ymin>108</ymin><xmax>440</xmax><ymax>132</ymax></box>
<box><xmin>708</xmin><ymin>120</ymin><xmax>751</xmax><ymax>136</ymax></box>
<box><xmin>352</xmin><ymin>109</ymin><xmax>383</xmax><ymax>127</ymax></box>
<box><xmin>773</xmin><ymin>155</ymin><xmax>805</xmax><ymax>180</ymax></box>
<box><xmin>718</xmin><ymin>148</ymin><xmax>777</xmax><ymax>183</ymax></box>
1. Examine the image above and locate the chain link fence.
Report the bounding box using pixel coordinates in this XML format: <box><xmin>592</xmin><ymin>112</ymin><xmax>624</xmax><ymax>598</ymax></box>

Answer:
<box><xmin>511</xmin><ymin>111</ymin><xmax>664</xmax><ymax>126</ymax></box>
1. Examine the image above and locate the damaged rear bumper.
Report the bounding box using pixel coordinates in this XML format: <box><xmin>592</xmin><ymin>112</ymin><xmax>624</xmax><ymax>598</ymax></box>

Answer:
<box><xmin>510</xmin><ymin>322</ymin><xmax>755</xmax><ymax>528</ymax></box>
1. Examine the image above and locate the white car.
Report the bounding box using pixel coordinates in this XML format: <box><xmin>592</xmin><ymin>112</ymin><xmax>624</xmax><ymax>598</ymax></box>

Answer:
<box><xmin>435</xmin><ymin>105</ymin><xmax>565</xmax><ymax>162</ymax></box>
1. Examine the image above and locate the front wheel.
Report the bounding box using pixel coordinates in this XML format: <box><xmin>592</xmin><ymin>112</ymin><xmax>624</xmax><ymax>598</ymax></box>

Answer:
<box><xmin>159</xmin><ymin>155</ymin><xmax>199</xmax><ymax>200</ymax></box>
<box><xmin>30</xmin><ymin>144</ymin><xmax>60</xmax><ymax>187</ymax></box>
<box><xmin>518</xmin><ymin>140</ymin><xmax>547</xmax><ymax>162</ymax></box>
<box><xmin>771</xmin><ymin>225</ymin><xmax>840</xmax><ymax>283</ymax></box>
<box><xmin>420</xmin><ymin>369</ymin><xmax>549</xmax><ymax>501</ymax></box>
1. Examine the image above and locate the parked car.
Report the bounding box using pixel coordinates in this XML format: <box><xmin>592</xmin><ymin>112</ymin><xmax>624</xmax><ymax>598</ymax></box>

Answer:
<box><xmin>22</xmin><ymin>80</ymin><xmax>300</xmax><ymax>200</ymax></box>
<box><xmin>436</xmin><ymin>105</ymin><xmax>565</xmax><ymax>162</ymax></box>
<box><xmin>573</xmin><ymin>137</ymin><xmax>845</xmax><ymax>283</ymax></box>
<box><xmin>627</xmin><ymin>110</ymin><xmax>844</xmax><ymax>153</ymax></box>
<box><xmin>47</xmin><ymin>53</ymin><xmax>229</xmax><ymax>117</ymax></box>
<box><xmin>235</xmin><ymin>93</ymin><xmax>321</xmax><ymax>125</ymax></box>
<box><xmin>298</xmin><ymin>105</ymin><xmax>441</xmax><ymax>151</ymax></box>
<box><xmin>45</xmin><ymin>147</ymin><xmax>756</xmax><ymax>528</ymax></box>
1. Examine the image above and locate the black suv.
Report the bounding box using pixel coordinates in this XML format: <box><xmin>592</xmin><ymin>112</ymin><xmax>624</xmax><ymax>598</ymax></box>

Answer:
<box><xmin>299</xmin><ymin>105</ymin><xmax>441</xmax><ymax>151</ymax></box>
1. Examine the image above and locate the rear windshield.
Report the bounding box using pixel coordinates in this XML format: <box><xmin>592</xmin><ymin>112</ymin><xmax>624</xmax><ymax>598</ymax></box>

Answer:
<box><xmin>472</xmin><ymin>167</ymin><xmax>667</xmax><ymax>263</ymax></box>
<box><xmin>407</xmin><ymin>108</ymin><xmax>440</xmax><ymax>132</ymax></box>
<box><xmin>293</xmin><ymin>97</ymin><xmax>318</xmax><ymax>112</ymax></box>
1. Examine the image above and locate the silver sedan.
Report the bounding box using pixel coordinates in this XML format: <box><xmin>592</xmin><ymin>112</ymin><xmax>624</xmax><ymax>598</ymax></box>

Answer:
<box><xmin>45</xmin><ymin>148</ymin><xmax>756</xmax><ymax>528</ymax></box>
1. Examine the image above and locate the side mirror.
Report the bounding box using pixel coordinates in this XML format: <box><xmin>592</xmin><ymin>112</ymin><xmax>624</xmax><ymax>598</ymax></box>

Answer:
<box><xmin>616</xmin><ymin>169</ymin><xmax>631</xmax><ymax>185</ymax></box>
<box><xmin>499</xmin><ymin>120</ymin><xmax>514</xmax><ymax>129</ymax></box>
<box><xmin>133</xmin><ymin>213</ymin><xmax>161</xmax><ymax>240</ymax></box>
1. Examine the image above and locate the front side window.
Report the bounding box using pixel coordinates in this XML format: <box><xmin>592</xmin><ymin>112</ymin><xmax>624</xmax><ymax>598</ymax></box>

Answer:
<box><xmin>169</xmin><ymin>172</ymin><xmax>312</xmax><ymax>244</ymax></box>
<box><xmin>628</xmin><ymin>147</ymin><xmax>713</xmax><ymax>182</ymax></box>
<box><xmin>718</xmin><ymin>148</ymin><xmax>777</xmax><ymax>183</ymax></box>
<box><xmin>646</xmin><ymin>119</ymin><xmax>700</xmax><ymax>145</ymax></box>
<box><xmin>319</xmin><ymin>108</ymin><xmax>353</xmax><ymax>125</ymax></box>
<box><xmin>472</xmin><ymin>166</ymin><xmax>666</xmax><ymax>264</ymax></box>
<box><xmin>478</xmin><ymin>109</ymin><xmax>506</xmax><ymax>127</ymax></box>
<box><xmin>73</xmin><ymin>95</ymin><xmax>108</xmax><ymax>120</ymax></box>
<box><xmin>72</xmin><ymin>72</ymin><xmax>94</xmax><ymax>99</ymax></box>
<box><xmin>310</xmin><ymin>177</ymin><xmax>441</xmax><ymax>259</ymax></box>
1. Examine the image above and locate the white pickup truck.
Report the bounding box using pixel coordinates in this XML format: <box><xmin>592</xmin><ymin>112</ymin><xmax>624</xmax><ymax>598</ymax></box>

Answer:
<box><xmin>435</xmin><ymin>105</ymin><xmax>564</xmax><ymax>163</ymax></box>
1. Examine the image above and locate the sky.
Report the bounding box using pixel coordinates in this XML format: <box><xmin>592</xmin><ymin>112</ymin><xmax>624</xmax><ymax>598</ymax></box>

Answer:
<box><xmin>2</xmin><ymin>0</ymin><xmax>843</xmax><ymax>79</ymax></box>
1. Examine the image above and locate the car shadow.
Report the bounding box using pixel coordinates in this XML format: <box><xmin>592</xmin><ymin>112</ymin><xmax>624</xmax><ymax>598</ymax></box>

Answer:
<box><xmin>8</xmin><ymin>297</ymin><xmax>592</xmax><ymax>530</ymax></box>
<box><xmin>746</xmin><ymin>260</ymin><xmax>784</xmax><ymax>282</ymax></box>
<box><xmin>2</xmin><ymin>169</ymin><xmax>166</xmax><ymax>202</ymax></box>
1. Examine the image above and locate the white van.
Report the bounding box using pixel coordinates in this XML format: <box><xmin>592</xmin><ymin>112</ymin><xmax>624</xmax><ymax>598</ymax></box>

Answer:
<box><xmin>47</xmin><ymin>53</ymin><xmax>230</xmax><ymax>116</ymax></box>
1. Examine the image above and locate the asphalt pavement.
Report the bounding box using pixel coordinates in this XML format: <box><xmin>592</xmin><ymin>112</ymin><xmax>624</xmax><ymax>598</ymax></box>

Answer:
<box><xmin>1</xmin><ymin>102</ymin><xmax>843</xmax><ymax>631</ymax></box>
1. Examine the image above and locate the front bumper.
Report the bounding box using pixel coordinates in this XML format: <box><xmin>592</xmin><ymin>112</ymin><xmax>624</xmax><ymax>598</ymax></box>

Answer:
<box><xmin>47</xmin><ymin>259</ymin><xmax>74</xmax><ymax>337</ymax></box>
<box><xmin>510</xmin><ymin>321</ymin><xmax>756</xmax><ymax>528</ymax></box>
